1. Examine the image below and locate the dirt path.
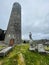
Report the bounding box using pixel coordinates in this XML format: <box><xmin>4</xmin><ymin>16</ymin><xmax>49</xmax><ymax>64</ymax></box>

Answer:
<box><xmin>0</xmin><ymin>60</ymin><xmax>3</xmax><ymax>65</ymax></box>
<box><xmin>17</xmin><ymin>53</ymin><xmax>26</xmax><ymax>65</ymax></box>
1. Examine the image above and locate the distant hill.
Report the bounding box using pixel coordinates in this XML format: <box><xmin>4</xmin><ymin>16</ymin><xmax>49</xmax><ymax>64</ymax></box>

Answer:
<box><xmin>22</xmin><ymin>39</ymin><xmax>49</xmax><ymax>44</ymax></box>
<box><xmin>35</xmin><ymin>39</ymin><xmax>49</xmax><ymax>44</ymax></box>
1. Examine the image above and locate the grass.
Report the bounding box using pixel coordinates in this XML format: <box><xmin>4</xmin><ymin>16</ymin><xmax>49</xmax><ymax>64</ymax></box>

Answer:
<box><xmin>0</xmin><ymin>43</ymin><xmax>49</xmax><ymax>65</ymax></box>
<box><xmin>0</xmin><ymin>45</ymin><xmax>6</xmax><ymax>50</ymax></box>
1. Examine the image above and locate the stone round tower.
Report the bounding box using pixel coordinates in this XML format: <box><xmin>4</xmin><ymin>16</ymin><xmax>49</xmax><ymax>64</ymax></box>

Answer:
<box><xmin>5</xmin><ymin>2</ymin><xmax>21</xmax><ymax>45</ymax></box>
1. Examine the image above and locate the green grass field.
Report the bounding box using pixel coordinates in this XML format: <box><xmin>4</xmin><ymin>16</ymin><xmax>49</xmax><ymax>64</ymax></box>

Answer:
<box><xmin>0</xmin><ymin>44</ymin><xmax>49</xmax><ymax>65</ymax></box>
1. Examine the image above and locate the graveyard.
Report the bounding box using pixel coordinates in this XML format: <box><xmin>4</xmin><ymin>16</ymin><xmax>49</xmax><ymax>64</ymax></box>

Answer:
<box><xmin>0</xmin><ymin>43</ymin><xmax>49</xmax><ymax>65</ymax></box>
<box><xmin>0</xmin><ymin>2</ymin><xmax>49</xmax><ymax>65</ymax></box>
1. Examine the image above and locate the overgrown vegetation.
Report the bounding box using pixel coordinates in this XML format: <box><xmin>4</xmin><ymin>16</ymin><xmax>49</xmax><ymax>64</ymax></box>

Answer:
<box><xmin>0</xmin><ymin>45</ymin><xmax>6</xmax><ymax>50</ymax></box>
<box><xmin>0</xmin><ymin>44</ymin><xmax>49</xmax><ymax>65</ymax></box>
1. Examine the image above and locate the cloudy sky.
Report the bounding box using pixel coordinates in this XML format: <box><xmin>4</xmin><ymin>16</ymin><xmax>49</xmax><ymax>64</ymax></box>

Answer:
<box><xmin>0</xmin><ymin>0</ymin><xmax>49</xmax><ymax>40</ymax></box>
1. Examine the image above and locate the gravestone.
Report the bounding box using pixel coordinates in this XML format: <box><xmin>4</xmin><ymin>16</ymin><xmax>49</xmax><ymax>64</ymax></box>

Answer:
<box><xmin>29</xmin><ymin>32</ymin><xmax>36</xmax><ymax>51</ymax></box>
<box><xmin>5</xmin><ymin>2</ymin><xmax>21</xmax><ymax>45</ymax></box>
<box><xmin>38</xmin><ymin>44</ymin><xmax>46</xmax><ymax>53</ymax></box>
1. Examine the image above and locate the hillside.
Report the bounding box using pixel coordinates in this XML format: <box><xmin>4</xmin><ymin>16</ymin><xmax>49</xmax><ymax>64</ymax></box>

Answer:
<box><xmin>0</xmin><ymin>44</ymin><xmax>49</xmax><ymax>65</ymax></box>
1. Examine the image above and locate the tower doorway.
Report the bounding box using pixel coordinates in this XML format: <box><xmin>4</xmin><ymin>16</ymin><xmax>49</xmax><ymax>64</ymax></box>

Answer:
<box><xmin>9</xmin><ymin>39</ymin><xmax>14</xmax><ymax>46</ymax></box>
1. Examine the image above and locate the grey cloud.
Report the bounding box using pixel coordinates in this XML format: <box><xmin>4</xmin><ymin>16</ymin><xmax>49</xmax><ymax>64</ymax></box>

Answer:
<box><xmin>0</xmin><ymin>0</ymin><xmax>49</xmax><ymax>40</ymax></box>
